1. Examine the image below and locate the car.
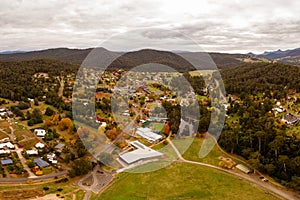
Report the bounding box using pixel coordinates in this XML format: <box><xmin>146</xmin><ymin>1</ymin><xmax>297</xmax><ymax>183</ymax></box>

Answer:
<box><xmin>262</xmin><ymin>178</ymin><xmax>268</xmax><ymax>182</ymax></box>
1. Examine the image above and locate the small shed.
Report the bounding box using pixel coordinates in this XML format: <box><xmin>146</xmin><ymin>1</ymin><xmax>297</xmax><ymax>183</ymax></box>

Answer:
<box><xmin>236</xmin><ymin>164</ymin><xmax>251</xmax><ymax>174</ymax></box>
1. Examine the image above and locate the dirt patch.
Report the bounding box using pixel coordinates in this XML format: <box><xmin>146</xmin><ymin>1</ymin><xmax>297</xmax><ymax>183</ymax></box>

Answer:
<box><xmin>0</xmin><ymin>189</ymin><xmax>44</xmax><ymax>200</ymax></box>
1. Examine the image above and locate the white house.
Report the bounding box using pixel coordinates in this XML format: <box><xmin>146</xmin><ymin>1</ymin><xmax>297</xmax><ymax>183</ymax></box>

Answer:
<box><xmin>26</xmin><ymin>149</ymin><xmax>38</xmax><ymax>155</ymax></box>
<box><xmin>0</xmin><ymin>142</ymin><xmax>15</xmax><ymax>149</ymax></box>
<box><xmin>0</xmin><ymin>149</ymin><xmax>10</xmax><ymax>154</ymax></box>
<box><xmin>35</xmin><ymin>142</ymin><xmax>45</xmax><ymax>148</ymax></box>
<box><xmin>34</xmin><ymin>129</ymin><xmax>46</xmax><ymax>137</ymax></box>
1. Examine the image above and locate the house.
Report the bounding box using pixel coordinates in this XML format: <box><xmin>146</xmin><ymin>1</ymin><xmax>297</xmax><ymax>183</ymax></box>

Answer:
<box><xmin>47</xmin><ymin>153</ymin><xmax>57</xmax><ymax>164</ymax></box>
<box><xmin>26</xmin><ymin>149</ymin><xmax>39</xmax><ymax>156</ymax></box>
<box><xmin>0</xmin><ymin>159</ymin><xmax>13</xmax><ymax>165</ymax></box>
<box><xmin>118</xmin><ymin>141</ymin><xmax>164</xmax><ymax>165</ymax></box>
<box><xmin>0</xmin><ymin>142</ymin><xmax>15</xmax><ymax>149</ymax></box>
<box><xmin>35</xmin><ymin>142</ymin><xmax>45</xmax><ymax>149</ymax></box>
<box><xmin>34</xmin><ymin>158</ymin><xmax>50</xmax><ymax>168</ymax></box>
<box><xmin>0</xmin><ymin>150</ymin><xmax>11</xmax><ymax>154</ymax></box>
<box><xmin>54</xmin><ymin>143</ymin><xmax>65</xmax><ymax>152</ymax></box>
<box><xmin>282</xmin><ymin>113</ymin><xmax>300</xmax><ymax>125</ymax></box>
<box><xmin>34</xmin><ymin>129</ymin><xmax>46</xmax><ymax>137</ymax></box>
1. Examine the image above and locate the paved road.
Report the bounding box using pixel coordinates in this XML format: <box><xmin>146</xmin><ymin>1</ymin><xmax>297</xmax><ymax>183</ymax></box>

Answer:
<box><xmin>0</xmin><ymin>171</ymin><xmax>68</xmax><ymax>183</ymax></box>
<box><xmin>167</xmin><ymin>138</ymin><xmax>300</xmax><ymax>200</ymax></box>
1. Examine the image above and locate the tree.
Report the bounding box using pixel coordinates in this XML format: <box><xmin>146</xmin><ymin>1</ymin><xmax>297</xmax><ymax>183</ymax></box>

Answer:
<box><xmin>58</xmin><ymin>118</ymin><xmax>73</xmax><ymax>132</ymax></box>
<box><xmin>34</xmin><ymin>98</ymin><xmax>39</xmax><ymax>106</ymax></box>
<box><xmin>69</xmin><ymin>158</ymin><xmax>92</xmax><ymax>177</ymax></box>
<box><xmin>255</xmin><ymin>131</ymin><xmax>265</xmax><ymax>153</ymax></box>
<box><xmin>45</xmin><ymin>107</ymin><xmax>54</xmax><ymax>116</ymax></box>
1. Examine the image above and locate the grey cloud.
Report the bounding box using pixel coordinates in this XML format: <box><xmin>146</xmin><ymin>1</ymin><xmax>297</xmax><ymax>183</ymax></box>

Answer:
<box><xmin>0</xmin><ymin>0</ymin><xmax>299</xmax><ymax>53</ymax></box>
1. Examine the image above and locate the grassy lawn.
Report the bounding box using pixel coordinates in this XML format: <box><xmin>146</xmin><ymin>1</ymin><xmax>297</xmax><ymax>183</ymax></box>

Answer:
<box><xmin>14</xmin><ymin>130</ymin><xmax>35</xmax><ymax>142</ymax></box>
<box><xmin>0</xmin><ymin>121</ymin><xmax>11</xmax><ymax>133</ymax></box>
<box><xmin>57</xmin><ymin>129</ymin><xmax>78</xmax><ymax>143</ymax></box>
<box><xmin>42</xmin><ymin>166</ymin><xmax>53</xmax><ymax>175</ymax></box>
<box><xmin>182</xmin><ymin>137</ymin><xmax>228</xmax><ymax>165</ymax></box>
<box><xmin>75</xmin><ymin>190</ymin><xmax>86</xmax><ymax>200</ymax></box>
<box><xmin>0</xmin><ymin>178</ymin><xmax>78</xmax><ymax>199</ymax></box>
<box><xmin>95</xmin><ymin>162</ymin><xmax>280</xmax><ymax>200</ymax></box>
<box><xmin>152</xmin><ymin>123</ymin><xmax>165</xmax><ymax>132</ymax></box>
<box><xmin>19</xmin><ymin>138</ymin><xmax>39</xmax><ymax>149</ymax></box>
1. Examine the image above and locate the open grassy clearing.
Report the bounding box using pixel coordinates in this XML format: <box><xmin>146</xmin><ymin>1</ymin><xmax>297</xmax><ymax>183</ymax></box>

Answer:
<box><xmin>14</xmin><ymin>130</ymin><xmax>35</xmax><ymax>142</ymax></box>
<box><xmin>95</xmin><ymin>162</ymin><xmax>280</xmax><ymax>200</ymax></box>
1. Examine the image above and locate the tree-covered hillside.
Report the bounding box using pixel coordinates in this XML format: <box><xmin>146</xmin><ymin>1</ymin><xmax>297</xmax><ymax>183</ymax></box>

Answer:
<box><xmin>220</xmin><ymin>63</ymin><xmax>300</xmax><ymax>99</ymax></box>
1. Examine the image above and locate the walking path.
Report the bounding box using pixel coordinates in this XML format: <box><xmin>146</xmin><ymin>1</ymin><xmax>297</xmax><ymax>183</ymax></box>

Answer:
<box><xmin>15</xmin><ymin>145</ymin><xmax>37</xmax><ymax>178</ymax></box>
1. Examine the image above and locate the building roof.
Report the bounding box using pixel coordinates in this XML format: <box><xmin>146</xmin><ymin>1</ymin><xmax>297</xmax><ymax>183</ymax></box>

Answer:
<box><xmin>54</xmin><ymin>143</ymin><xmax>65</xmax><ymax>150</ymax></box>
<box><xmin>34</xmin><ymin>158</ymin><xmax>50</xmax><ymax>168</ymax></box>
<box><xmin>236</xmin><ymin>164</ymin><xmax>250</xmax><ymax>174</ymax></box>
<box><xmin>283</xmin><ymin>113</ymin><xmax>299</xmax><ymax>125</ymax></box>
<box><xmin>119</xmin><ymin>140</ymin><xmax>163</xmax><ymax>165</ymax></box>
<box><xmin>34</xmin><ymin>129</ymin><xmax>46</xmax><ymax>137</ymax></box>
<box><xmin>35</xmin><ymin>142</ymin><xmax>45</xmax><ymax>148</ymax></box>
<box><xmin>0</xmin><ymin>149</ymin><xmax>10</xmax><ymax>154</ymax></box>
<box><xmin>1</xmin><ymin>159</ymin><xmax>13</xmax><ymax>165</ymax></box>
<box><xmin>26</xmin><ymin>149</ymin><xmax>38</xmax><ymax>155</ymax></box>
<box><xmin>135</xmin><ymin>127</ymin><xmax>162</xmax><ymax>143</ymax></box>
<box><xmin>0</xmin><ymin>142</ymin><xmax>15</xmax><ymax>149</ymax></box>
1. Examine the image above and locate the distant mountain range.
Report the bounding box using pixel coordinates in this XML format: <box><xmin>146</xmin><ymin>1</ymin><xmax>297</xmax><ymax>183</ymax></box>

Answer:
<box><xmin>257</xmin><ymin>48</ymin><xmax>300</xmax><ymax>65</ymax></box>
<box><xmin>0</xmin><ymin>47</ymin><xmax>299</xmax><ymax>69</ymax></box>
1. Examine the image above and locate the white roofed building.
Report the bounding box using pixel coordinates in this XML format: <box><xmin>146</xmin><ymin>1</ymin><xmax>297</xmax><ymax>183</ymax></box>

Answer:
<box><xmin>135</xmin><ymin>127</ymin><xmax>162</xmax><ymax>143</ymax></box>
<box><xmin>0</xmin><ymin>142</ymin><xmax>15</xmax><ymax>149</ymax></box>
<box><xmin>118</xmin><ymin>141</ymin><xmax>164</xmax><ymax>166</ymax></box>
<box><xmin>35</xmin><ymin>142</ymin><xmax>45</xmax><ymax>148</ymax></box>
<box><xmin>34</xmin><ymin>129</ymin><xmax>46</xmax><ymax>137</ymax></box>
<box><xmin>26</xmin><ymin>149</ymin><xmax>39</xmax><ymax>155</ymax></box>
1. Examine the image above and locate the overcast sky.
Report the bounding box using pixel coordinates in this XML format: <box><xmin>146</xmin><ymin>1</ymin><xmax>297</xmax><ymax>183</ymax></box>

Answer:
<box><xmin>1</xmin><ymin>0</ymin><xmax>300</xmax><ymax>53</ymax></box>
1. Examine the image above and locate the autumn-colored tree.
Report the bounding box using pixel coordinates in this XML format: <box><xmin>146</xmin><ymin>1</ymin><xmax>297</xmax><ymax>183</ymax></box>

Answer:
<box><xmin>58</xmin><ymin>118</ymin><xmax>73</xmax><ymax>132</ymax></box>
<box><xmin>44</xmin><ymin>119</ymin><xmax>53</xmax><ymax>127</ymax></box>
<box><xmin>105</xmin><ymin>128</ymin><xmax>120</xmax><ymax>141</ymax></box>
<box><xmin>51</xmin><ymin>114</ymin><xmax>59</xmax><ymax>125</ymax></box>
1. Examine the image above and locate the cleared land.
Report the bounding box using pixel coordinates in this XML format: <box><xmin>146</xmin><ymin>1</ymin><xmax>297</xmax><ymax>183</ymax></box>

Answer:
<box><xmin>95</xmin><ymin>162</ymin><xmax>280</xmax><ymax>200</ymax></box>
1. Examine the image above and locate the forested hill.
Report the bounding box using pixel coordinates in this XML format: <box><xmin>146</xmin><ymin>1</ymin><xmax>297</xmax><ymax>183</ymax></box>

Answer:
<box><xmin>0</xmin><ymin>48</ymin><xmax>254</xmax><ymax>69</ymax></box>
<box><xmin>0</xmin><ymin>59</ymin><xmax>79</xmax><ymax>101</ymax></box>
<box><xmin>220</xmin><ymin>63</ymin><xmax>300</xmax><ymax>99</ymax></box>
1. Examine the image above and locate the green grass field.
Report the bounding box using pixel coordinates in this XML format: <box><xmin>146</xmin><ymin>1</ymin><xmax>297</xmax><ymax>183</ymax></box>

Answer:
<box><xmin>94</xmin><ymin>162</ymin><xmax>280</xmax><ymax>200</ymax></box>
